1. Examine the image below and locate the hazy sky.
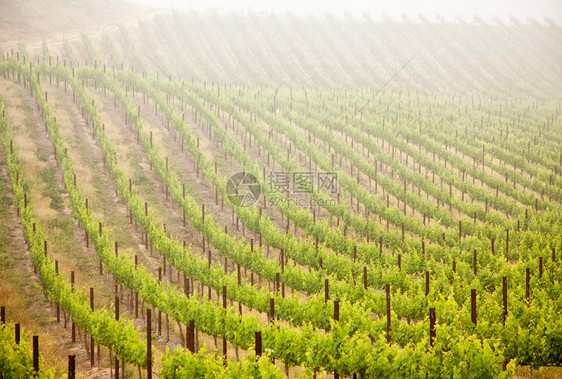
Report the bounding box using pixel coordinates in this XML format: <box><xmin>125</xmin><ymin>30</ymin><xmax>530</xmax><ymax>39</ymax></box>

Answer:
<box><xmin>131</xmin><ymin>0</ymin><xmax>561</xmax><ymax>22</ymax></box>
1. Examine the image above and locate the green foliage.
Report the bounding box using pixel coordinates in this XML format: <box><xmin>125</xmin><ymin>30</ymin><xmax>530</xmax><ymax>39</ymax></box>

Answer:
<box><xmin>2</xmin><ymin>42</ymin><xmax>560</xmax><ymax>376</ymax></box>
<box><xmin>161</xmin><ymin>348</ymin><xmax>285</xmax><ymax>378</ymax></box>
<box><xmin>0</xmin><ymin>323</ymin><xmax>55</xmax><ymax>378</ymax></box>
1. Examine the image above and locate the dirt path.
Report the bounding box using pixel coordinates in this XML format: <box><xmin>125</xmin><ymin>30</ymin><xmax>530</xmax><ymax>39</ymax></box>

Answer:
<box><xmin>77</xmin><ymin>75</ymin><xmax>322</xmax><ymax>376</ymax></box>
<box><xmin>66</xmin><ymin>79</ymin><xmax>271</xmax><ymax>368</ymax></box>
<box><xmin>0</xmin><ymin>77</ymin><xmax>115</xmax><ymax>377</ymax></box>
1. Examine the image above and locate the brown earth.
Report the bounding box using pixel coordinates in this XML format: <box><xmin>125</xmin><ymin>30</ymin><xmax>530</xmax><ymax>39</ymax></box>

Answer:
<box><xmin>0</xmin><ymin>0</ymin><xmax>161</xmax><ymax>48</ymax></box>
